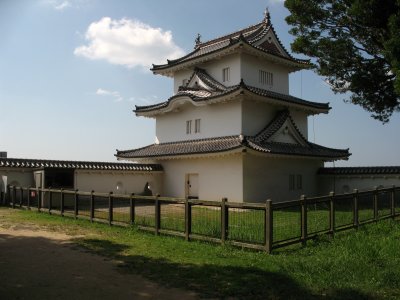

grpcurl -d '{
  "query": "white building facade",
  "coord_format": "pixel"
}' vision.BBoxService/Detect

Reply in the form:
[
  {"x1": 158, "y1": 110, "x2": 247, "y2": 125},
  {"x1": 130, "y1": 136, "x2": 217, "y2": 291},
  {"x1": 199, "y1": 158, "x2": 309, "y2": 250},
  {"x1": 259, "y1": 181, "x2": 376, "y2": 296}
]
[{"x1": 116, "y1": 12, "x2": 350, "y2": 202}]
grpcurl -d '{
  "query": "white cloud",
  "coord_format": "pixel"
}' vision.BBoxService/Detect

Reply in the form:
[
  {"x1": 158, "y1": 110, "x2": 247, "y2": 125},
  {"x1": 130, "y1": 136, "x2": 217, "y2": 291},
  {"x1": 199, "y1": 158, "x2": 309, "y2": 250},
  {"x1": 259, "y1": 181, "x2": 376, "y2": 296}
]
[
  {"x1": 44, "y1": 0, "x2": 71, "y2": 11},
  {"x1": 96, "y1": 88, "x2": 123, "y2": 102},
  {"x1": 74, "y1": 17, "x2": 185, "y2": 69}
]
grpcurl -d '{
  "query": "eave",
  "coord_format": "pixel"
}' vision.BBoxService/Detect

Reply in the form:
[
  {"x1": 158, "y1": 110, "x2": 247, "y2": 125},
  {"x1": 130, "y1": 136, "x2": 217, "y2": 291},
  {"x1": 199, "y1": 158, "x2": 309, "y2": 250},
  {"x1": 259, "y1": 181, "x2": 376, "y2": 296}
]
[{"x1": 134, "y1": 84, "x2": 330, "y2": 118}]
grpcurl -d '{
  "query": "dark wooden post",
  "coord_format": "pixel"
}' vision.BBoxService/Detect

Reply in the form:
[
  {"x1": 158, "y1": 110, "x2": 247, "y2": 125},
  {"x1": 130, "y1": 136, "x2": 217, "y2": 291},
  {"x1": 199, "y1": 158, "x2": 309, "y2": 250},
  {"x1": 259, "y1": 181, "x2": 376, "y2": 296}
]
[
  {"x1": 155, "y1": 195, "x2": 160, "y2": 235},
  {"x1": 329, "y1": 192, "x2": 335, "y2": 236},
  {"x1": 37, "y1": 187, "x2": 41, "y2": 211},
  {"x1": 391, "y1": 185, "x2": 396, "y2": 219},
  {"x1": 48, "y1": 189, "x2": 53, "y2": 214},
  {"x1": 60, "y1": 189, "x2": 64, "y2": 216},
  {"x1": 90, "y1": 190, "x2": 94, "y2": 222},
  {"x1": 74, "y1": 189, "x2": 79, "y2": 219},
  {"x1": 27, "y1": 187, "x2": 31, "y2": 209},
  {"x1": 12, "y1": 186, "x2": 16, "y2": 209},
  {"x1": 19, "y1": 187, "x2": 23, "y2": 208},
  {"x1": 373, "y1": 186, "x2": 378, "y2": 221},
  {"x1": 7, "y1": 185, "x2": 11, "y2": 206},
  {"x1": 300, "y1": 195, "x2": 307, "y2": 246},
  {"x1": 185, "y1": 198, "x2": 192, "y2": 241},
  {"x1": 130, "y1": 193, "x2": 135, "y2": 225},
  {"x1": 221, "y1": 197, "x2": 228, "y2": 244},
  {"x1": 265, "y1": 199, "x2": 273, "y2": 254},
  {"x1": 353, "y1": 189, "x2": 359, "y2": 229},
  {"x1": 108, "y1": 192, "x2": 113, "y2": 226}
]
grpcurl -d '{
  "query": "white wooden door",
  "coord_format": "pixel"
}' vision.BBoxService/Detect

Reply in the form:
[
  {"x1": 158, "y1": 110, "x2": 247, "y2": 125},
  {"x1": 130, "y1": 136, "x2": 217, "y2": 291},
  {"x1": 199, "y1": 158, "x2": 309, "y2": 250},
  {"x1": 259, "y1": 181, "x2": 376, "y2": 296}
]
[{"x1": 187, "y1": 174, "x2": 199, "y2": 199}]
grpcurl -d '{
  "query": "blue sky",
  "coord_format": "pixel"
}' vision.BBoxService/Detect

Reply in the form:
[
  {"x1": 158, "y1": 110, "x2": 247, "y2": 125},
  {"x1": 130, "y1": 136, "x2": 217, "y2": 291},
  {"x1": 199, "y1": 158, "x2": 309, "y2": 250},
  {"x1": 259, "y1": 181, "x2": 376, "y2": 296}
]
[{"x1": 0, "y1": 0, "x2": 399, "y2": 167}]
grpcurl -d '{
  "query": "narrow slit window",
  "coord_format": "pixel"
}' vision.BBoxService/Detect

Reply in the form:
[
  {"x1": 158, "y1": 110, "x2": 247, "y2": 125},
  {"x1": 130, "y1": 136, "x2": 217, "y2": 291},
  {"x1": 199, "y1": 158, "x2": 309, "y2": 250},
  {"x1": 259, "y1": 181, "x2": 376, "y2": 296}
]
[
  {"x1": 222, "y1": 67, "x2": 230, "y2": 82},
  {"x1": 186, "y1": 120, "x2": 192, "y2": 134},
  {"x1": 289, "y1": 174, "x2": 295, "y2": 191},
  {"x1": 296, "y1": 174, "x2": 302, "y2": 190},
  {"x1": 195, "y1": 119, "x2": 201, "y2": 133}
]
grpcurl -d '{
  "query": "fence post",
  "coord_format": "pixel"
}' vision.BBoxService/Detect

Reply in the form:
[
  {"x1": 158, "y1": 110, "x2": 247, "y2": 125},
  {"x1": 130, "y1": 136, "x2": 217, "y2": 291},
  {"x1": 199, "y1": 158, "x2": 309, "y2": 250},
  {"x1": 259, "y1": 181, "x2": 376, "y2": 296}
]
[
  {"x1": 301, "y1": 195, "x2": 307, "y2": 246},
  {"x1": 265, "y1": 199, "x2": 273, "y2": 254},
  {"x1": 329, "y1": 192, "x2": 335, "y2": 236},
  {"x1": 60, "y1": 188, "x2": 64, "y2": 216},
  {"x1": 19, "y1": 187, "x2": 23, "y2": 208},
  {"x1": 12, "y1": 186, "x2": 16, "y2": 209},
  {"x1": 7, "y1": 185, "x2": 11, "y2": 206},
  {"x1": 185, "y1": 198, "x2": 192, "y2": 241},
  {"x1": 221, "y1": 197, "x2": 228, "y2": 244},
  {"x1": 49, "y1": 189, "x2": 53, "y2": 214},
  {"x1": 391, "y1": 185, "x2": 396, "y2": 219},
  {"x1": 130, "y1": 193, "x2": 135, "y2": 225},
  {"x1": 108, "y1": 192, "x2": 113, "y2": 226},
  {"x1": 90, "y1": 190, "x2": 94, "y2": 222},
  {"x1": 37, "y1": 187, "x2": 41, "y2": 212},
  {"x1": 155, "y1": 194, "x2": 160, "y2": 235},
  {"x1": 74, "y1": 189, "x2": 79, "y2": 219},
  {"x1": 27, "y1": 187, "x2": 31, "y2": 209},
  {"x1": 373, "y1": 186, "x2": 378, "y2": 222},
  {"x1": 353, "y1": 189, "x2": 359, "y2": 229}
]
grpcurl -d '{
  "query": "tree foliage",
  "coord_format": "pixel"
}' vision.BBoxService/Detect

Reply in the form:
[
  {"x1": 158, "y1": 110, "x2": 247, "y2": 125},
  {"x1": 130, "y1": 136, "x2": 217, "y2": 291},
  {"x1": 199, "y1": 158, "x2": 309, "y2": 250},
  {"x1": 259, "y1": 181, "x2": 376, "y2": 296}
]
[{"x1": 285, "y1": 0, "x2": 400, "y2": 122}]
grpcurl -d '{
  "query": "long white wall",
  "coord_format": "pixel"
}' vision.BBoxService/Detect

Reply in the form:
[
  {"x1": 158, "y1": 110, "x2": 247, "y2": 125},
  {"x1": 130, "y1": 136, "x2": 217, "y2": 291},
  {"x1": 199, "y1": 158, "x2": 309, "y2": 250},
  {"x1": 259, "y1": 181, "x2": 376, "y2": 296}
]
[
  {"x1": 243, "y1": 154, "x2": 323, "y2": 202},
  {"x1": 0, "y1": 170, "x2": 34, "y2": 192},
  {"x1": 161, "y1": 154, "x2": 243, "y2": 201},
  {"x1": 156, "y1": 100, "x2": 242, "y2": 143},
  {"x1": 74, "y1": 171, "x2": 163, "y2": 196},
  {"x1": 318, "y1": 175, "x2": 400, "y2": 195}
]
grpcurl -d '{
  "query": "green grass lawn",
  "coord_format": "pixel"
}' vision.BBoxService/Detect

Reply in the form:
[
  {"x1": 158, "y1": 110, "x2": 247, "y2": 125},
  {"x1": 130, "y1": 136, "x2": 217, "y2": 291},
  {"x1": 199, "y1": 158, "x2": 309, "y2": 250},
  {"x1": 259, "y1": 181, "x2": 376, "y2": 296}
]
[{"x1": 2, "y1": 206, "x2": 400, "y2": 299}]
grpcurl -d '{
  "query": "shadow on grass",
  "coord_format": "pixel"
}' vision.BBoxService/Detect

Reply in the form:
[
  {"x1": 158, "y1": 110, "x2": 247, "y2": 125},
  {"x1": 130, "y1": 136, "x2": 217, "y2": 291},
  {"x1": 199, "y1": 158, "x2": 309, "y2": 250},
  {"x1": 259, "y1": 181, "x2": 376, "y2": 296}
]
[{"x1": 76, "y1": 238, "x2": 373, "y2": 300}]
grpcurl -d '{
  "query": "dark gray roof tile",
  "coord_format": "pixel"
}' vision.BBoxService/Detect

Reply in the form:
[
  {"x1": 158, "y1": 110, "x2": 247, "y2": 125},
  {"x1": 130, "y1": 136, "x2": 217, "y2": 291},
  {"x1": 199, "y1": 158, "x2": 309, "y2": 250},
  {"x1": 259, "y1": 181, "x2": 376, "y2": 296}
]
[{"x1": 0, "y1": 158, "x2": 163, "y2": 172}]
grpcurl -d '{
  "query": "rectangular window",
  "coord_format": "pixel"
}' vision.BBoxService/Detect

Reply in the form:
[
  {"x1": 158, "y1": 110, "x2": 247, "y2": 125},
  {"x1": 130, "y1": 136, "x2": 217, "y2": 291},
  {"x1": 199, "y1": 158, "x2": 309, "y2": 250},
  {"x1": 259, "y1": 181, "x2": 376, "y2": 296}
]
[
  {"x1": 296, "y1": 174, "x2": 302, "y2": 190},
  {"x1": 195, "y1": 119, "x2": 201, "y2": 133},
  {"x1": 289, "y1": 174, "x2": 303, "y2": 190},
  {"x1": 186, "y1": 120, "x2": 192, "y2": 134},
  {"x1": 259, "y1": 70, "x2": 273, "y2": 86},
  {"x1": 289, "y1": 174, "x2": 295, "y2": 191},
  {"x1": 222, "y1": 67, "x2": 230, "y2": 82}
]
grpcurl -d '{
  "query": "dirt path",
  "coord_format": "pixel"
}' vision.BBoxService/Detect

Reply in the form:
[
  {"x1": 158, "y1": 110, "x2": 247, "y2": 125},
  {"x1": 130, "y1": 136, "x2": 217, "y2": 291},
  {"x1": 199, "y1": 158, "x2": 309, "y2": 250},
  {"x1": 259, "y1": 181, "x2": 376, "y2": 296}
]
[{"x1": 0, "y1": 221, "x2": 198, "y2": 299}]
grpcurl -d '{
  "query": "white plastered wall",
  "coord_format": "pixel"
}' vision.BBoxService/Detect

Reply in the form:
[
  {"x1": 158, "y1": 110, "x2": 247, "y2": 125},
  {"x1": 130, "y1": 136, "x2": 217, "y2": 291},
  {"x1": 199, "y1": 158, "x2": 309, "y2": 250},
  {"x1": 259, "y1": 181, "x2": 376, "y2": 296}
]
[
  {"x1": 173, "y1": 69, "x2": 194, "y2": 94},
  {"x1": 74, "y1": 171, "x2": 163, "y2": 196},
  {"x1": 200, "y1": 53, "x2": 241, "y2": 87},
  {"x1": 0, "y1": 169, "x2": 34, "y2": 191},
  {"x1": 241, "y1": 53, "x2": 289, "y2": 94},
  {"x1": 243, "y1": 154, "x2": 323, "y2": 203},
  {"x1": 241, "y1": 101, "x2": 277, "y2": 136},
  {"x1": 318, "y1": 175, "x2": 400, "y2": 195},
  {"x1": 160, "y1": 154, "x2": 243, "y2": 201},
  {"x1": 290, "y1": 110, "x2": 308, "y2": 139},
  {"x1": 156, "y1": 100, "x2": 242, "y2": 143}
]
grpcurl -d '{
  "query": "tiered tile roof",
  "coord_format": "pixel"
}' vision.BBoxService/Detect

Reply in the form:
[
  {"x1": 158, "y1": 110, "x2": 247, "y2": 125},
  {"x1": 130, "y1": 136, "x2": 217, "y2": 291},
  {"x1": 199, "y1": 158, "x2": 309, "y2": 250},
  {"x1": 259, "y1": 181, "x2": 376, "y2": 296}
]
[
  {"x1": 0, "y1": 158, "x2": 163, "y2": 172},
  {"x1": 135, "y1": 68, "x2": 330, "y2": 116},
  {"x1": 152, "y1": 11, "x2": 310, "y2": 74},
  {"x1": 116, "y1": 110, "x2": 350, "y2": 160}
]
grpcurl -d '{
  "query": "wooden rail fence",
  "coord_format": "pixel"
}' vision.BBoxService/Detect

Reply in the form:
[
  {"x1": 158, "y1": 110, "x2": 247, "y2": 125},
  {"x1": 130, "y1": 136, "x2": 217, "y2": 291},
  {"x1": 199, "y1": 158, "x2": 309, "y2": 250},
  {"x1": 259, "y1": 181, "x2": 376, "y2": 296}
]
[{"x1": 2, "y1": 185, "x2": 399, "y2": 253}]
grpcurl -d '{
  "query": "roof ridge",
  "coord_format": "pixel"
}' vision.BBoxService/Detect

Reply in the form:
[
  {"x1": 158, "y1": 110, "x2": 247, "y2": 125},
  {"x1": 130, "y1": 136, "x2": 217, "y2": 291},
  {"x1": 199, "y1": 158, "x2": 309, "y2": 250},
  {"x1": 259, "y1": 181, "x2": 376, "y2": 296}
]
[{"x1": 196, "y1": 21, "x2": 264, "y2": 48}]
